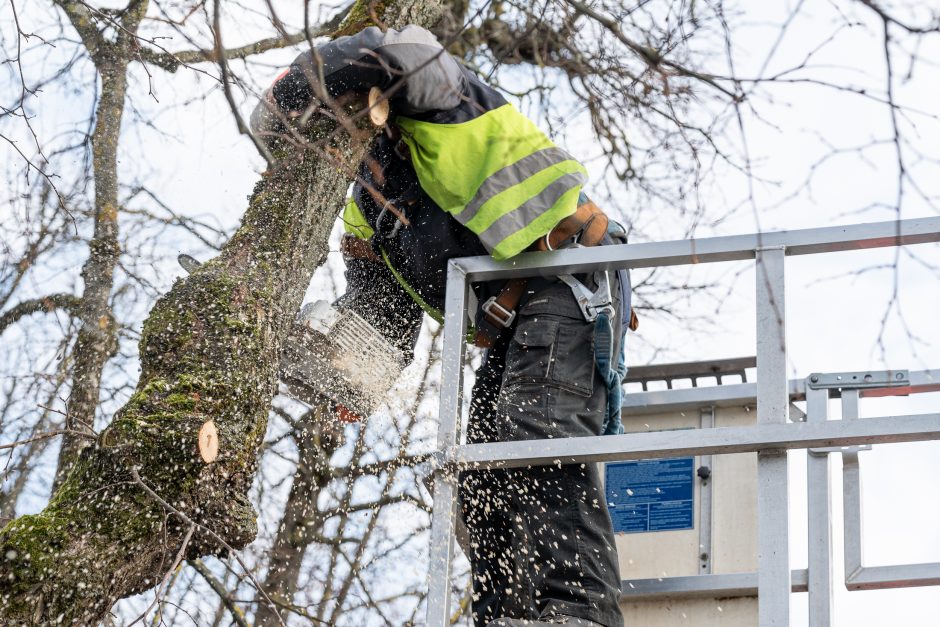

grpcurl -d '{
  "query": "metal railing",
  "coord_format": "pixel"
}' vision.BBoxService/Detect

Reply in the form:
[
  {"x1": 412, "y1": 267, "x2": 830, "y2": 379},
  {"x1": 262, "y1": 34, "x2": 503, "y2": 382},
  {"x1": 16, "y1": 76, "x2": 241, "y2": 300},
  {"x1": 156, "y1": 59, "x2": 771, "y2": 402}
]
[
  {"x1": 615, "y1": 369, "x2": 940, "y2": 607},
  {"x1": 424, "y1": 217, "x2": 940, "y2": 627},
  {"x1": 623, "y1": 356, "x2": 756, "y2": 389}
]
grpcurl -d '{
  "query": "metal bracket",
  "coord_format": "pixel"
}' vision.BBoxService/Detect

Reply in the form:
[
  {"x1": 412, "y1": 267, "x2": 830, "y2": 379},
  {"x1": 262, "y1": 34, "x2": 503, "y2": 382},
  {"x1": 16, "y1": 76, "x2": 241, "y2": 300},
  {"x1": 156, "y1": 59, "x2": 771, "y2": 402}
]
[
  {"x1": 809, "y1": 444, "x2": 872, "y2": 456},
  {"x1": 807, "y1": 370, "x2": 909, "y2": 390},
  {"x1": 698, "y1": 407, "x2": 715, "y2": 575},
  {"x1": 558, "y1": 271, "x2": 614, "y2": 322}
]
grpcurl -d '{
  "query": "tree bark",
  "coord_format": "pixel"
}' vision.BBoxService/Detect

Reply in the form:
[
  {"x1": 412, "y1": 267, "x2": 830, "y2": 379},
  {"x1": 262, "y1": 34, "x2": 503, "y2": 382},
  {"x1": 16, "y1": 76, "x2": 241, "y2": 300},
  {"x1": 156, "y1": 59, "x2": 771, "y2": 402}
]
[{"x1": 0, "y1": 1, "x2": 442, "y2": 624}]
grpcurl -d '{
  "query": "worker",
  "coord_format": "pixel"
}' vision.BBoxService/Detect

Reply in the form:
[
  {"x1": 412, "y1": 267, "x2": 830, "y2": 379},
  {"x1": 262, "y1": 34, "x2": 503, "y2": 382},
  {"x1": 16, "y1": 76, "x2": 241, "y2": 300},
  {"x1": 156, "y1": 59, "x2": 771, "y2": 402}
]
[{"x1": 252, "y1": 24, "x2": 634, "y2": 627}]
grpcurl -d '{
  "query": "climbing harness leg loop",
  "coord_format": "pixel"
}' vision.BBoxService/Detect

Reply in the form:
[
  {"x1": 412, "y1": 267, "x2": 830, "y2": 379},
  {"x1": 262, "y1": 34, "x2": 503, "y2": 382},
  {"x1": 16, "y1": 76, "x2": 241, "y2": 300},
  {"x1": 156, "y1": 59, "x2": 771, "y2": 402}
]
[{"x1": 559, "y1": 269, "x2": 626, "y2": 436}]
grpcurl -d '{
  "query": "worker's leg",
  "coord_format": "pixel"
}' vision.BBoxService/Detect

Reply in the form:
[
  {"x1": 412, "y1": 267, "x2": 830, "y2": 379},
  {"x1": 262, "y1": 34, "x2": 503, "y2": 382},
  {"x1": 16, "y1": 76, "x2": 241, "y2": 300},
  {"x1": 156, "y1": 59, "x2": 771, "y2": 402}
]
[
  {"x1": 462, "y1": 280, "x2": 624, "y2": 627},
  {"x1": 461, "y1": 340, "x2": 532, "y2": 625},
  {"x1": 498, "y1": 302, "x2": 624, "y2": 626}
]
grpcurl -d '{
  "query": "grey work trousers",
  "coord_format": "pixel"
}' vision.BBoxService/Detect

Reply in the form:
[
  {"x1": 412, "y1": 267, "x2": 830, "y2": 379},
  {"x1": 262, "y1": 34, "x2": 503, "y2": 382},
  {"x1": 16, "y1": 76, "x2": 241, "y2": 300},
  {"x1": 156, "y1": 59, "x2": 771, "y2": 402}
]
[{"x1": 460, "y1": 277, "x2": 625, "y2": 627}]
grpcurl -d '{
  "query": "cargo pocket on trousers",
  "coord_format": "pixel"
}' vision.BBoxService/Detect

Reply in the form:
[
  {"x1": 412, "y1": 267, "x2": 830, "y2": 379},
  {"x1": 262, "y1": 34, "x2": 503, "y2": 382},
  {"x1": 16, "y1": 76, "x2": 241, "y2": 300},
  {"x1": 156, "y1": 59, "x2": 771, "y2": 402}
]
[
  {"x1": 497, "y1": 318, "x2": 559, "y2": 442},
  {"x1": 550, "y1": 318, "x2": 596, "y2": 397},
  {"x1": 503, "y1": 318, "x2": 559, "y2": 384},
  {"x1": 503, "y1": 316, "x2": 595, "y2": 398}
]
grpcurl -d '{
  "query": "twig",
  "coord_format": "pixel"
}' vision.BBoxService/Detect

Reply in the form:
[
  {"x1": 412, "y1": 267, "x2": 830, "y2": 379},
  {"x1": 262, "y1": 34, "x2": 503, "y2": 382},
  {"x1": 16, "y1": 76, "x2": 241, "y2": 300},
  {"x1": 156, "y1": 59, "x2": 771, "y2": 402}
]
[
  {"x1": 126, "y1": 524, "x2": 196, "y2": 627},
  {"x1": 189, "y1": 559, "x2": 250, "y2": 627},
  {"x1": 128, "y1": 467, "x2": 294, "y2": 627},
  {"x1": 0, "y1": 429, "x2": 95, "y2": 451},
  {"x1": 212, "y1": 0, "x2": 276, "y2": 167}
]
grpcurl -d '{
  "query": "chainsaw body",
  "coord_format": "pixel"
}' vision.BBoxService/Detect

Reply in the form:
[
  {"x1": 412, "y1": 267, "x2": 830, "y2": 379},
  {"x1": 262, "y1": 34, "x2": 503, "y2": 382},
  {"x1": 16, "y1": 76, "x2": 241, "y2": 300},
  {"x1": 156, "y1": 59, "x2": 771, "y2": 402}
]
[{"x1": 280, "y1": 301, "x2": 404, "y2": 418}]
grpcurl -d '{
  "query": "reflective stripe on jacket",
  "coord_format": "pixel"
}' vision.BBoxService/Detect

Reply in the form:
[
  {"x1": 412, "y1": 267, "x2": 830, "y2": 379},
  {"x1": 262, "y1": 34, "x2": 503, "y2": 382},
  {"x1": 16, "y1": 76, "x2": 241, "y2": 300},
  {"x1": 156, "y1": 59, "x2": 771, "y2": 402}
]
[{"x1": 398, "y1": 106, "x2": 587, "y2": 260}]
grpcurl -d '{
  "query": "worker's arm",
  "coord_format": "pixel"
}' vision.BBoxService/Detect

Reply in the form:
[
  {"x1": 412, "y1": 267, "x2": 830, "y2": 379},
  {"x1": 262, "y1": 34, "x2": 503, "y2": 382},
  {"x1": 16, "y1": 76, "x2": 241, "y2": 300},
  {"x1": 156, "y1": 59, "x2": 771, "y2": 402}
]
[
  {"x1": 333, "y1": 196, "x2": 422, "y2": 365},
  {"x1": 251, "y1": 25, "x2": 464, "y2": 134}
]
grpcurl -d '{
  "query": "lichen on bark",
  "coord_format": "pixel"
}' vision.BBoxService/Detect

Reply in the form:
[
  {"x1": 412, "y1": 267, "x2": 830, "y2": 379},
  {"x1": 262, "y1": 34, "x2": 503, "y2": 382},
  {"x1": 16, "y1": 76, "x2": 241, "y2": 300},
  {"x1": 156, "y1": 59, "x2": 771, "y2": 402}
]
[{"x1": 0, "y1": 1, "x2": 442, "y2": 623}]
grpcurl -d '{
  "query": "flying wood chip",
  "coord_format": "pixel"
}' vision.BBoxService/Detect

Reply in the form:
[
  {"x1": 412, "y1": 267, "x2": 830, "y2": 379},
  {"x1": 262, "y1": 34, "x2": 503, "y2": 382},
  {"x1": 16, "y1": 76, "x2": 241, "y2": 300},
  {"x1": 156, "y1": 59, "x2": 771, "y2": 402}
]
[{"x1": 198, "y1": 420, "x2": 219, "y2": 463}]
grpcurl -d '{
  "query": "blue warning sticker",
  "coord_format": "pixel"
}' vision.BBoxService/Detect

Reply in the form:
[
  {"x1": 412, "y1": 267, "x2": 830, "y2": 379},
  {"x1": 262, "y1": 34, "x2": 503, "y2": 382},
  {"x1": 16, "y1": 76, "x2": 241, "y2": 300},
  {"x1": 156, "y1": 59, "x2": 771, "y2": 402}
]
[{"x1": 605, "y1": 458, "x2": 695, "y2": 533}]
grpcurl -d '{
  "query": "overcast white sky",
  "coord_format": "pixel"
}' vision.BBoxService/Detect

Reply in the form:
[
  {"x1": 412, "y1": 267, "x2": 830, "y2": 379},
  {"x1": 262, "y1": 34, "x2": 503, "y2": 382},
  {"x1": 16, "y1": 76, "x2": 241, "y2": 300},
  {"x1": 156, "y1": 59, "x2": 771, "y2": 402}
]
[
  {"x1": 3, "y1": 0, "x2": 940, "y2": 624},
  {"x1": 134, "y1": 2, "x2": 940, "y2": 624}
]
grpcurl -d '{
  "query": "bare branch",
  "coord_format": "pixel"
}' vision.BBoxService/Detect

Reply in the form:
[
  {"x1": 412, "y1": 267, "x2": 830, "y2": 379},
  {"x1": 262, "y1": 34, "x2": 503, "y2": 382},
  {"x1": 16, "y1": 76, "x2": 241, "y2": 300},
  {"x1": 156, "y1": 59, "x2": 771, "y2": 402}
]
[
  {"x1": 0, "y1": 293, "x2": 81, "y2": 335},
  {"x1": 190, "y1": 559, "x2": 251, "y2": 627},
  {"x1": 0, "y1": 429, "x2": 95, "y2": 452}
]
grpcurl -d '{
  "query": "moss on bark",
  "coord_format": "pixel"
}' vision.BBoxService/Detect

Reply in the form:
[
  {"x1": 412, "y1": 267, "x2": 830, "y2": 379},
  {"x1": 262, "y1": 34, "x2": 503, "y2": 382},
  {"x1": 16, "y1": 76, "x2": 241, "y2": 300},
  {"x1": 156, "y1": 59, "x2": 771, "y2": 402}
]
[{"x1": 0, "y1": 1, "x2": 443, "y2": 623}]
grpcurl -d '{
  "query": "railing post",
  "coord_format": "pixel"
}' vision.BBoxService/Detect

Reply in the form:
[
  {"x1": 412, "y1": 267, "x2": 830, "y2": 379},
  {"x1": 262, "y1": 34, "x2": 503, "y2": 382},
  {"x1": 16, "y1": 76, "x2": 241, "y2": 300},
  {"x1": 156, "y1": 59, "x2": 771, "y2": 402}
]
[
  {"x1": 806, "y1": 385, "x2": 834, "y2": 625},
  {"x1": 841, "y1": 390, "x2": 864, "y2": 581},
  {"x1": 755, "y1": 246, "x2": 790, "y2": 625},
  {"x1": 699, "y1": 406, "x2": 715, "y2": 575},
  {"x1": 426, "y1": 263, "x2": 470, "y2": 627}
]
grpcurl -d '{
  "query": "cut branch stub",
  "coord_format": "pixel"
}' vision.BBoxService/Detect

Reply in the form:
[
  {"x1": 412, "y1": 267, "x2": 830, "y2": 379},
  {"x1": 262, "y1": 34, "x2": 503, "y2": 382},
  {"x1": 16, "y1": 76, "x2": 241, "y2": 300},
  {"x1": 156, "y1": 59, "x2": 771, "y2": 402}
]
[
  {"x1": 198, "y1": 420, "x2": 219, "y2": 463},
  {"x1": 368, "y1": 86, "x2": 390, "y2": 127}
]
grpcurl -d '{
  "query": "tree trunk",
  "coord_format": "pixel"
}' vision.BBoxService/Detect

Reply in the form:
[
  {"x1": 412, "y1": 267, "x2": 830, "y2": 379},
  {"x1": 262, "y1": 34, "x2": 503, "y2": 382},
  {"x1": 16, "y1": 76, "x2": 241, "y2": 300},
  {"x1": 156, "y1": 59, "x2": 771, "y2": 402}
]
[
  {"x1": 54, "y1": 58, "x2": 129, "y2": 490},
  {"x1": 0, "y1": 1, "x2": 442, "y2": 623}
]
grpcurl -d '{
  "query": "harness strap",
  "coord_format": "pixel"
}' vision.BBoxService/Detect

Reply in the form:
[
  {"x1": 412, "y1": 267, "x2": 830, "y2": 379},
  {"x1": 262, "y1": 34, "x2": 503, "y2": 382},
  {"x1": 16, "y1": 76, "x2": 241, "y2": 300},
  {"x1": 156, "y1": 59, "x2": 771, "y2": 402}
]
[
  {"x1": 594, "y1": 310, "x2": 627, "y2": 435},
  {"x1": 473, "y1": 200, "x2": 611, "y2": 347},
  {"x1": 557, "y1": 269, "x2": 626, "y2": 433},
  {"x1": 474, "y1": 278, "x2": 528, "y2": 348}
]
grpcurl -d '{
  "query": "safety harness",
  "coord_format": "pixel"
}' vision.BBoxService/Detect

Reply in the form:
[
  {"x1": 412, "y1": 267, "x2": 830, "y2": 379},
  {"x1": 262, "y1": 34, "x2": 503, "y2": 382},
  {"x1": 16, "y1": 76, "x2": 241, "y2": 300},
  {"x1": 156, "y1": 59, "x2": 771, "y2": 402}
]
[
  {"x1": 473, "y1": 198, "x2": 634, "y2": 436},
  {"x1": 474, "y1": 197, "x2": 611, "y2": 347}
]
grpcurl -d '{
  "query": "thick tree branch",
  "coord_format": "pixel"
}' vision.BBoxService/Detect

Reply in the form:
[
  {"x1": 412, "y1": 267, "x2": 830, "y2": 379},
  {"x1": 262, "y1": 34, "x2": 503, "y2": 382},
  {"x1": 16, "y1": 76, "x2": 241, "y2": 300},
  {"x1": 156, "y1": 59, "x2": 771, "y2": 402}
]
[
  {"x1": 0, "y1": 293, "x2": 81, "y2": 335},
  {"x1": 0, "y1": 1, "x2": 442, "y2": 624},
  {"x1": 137, "y1": 17, "x2": 345, "y2": 74},
  {"x1": 253, "y1": 406, "x2": 344, "y2": 627},
  {"x1": 54, "y1": 0, "x2": 151, "y2": 492},
  {"x1": 51, "y1": 0, "x2": 108, "y2": 64}
]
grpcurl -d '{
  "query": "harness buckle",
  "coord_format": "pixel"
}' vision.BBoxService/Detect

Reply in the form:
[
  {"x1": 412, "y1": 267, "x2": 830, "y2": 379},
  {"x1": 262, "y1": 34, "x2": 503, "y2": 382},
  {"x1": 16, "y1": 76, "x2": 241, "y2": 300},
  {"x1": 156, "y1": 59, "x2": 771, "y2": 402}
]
[
  {"x1": 481, "y1": 297, "x2": 517, "y2": 328},
  {"x1": 588, "y1": 302, "x2": 616, "y2": 320},
  {"x1": 559, "y1": 271, "x2": 614, "y2": 323}
]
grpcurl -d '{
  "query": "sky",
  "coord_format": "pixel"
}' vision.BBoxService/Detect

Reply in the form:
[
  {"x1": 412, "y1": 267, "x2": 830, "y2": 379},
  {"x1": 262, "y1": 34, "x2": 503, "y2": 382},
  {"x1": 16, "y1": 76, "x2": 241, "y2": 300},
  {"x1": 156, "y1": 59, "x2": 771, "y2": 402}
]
[
  {"x1": 618, "y1": 3, "x2": 940, "y2": 624},
  {"x1": 2, "y1": 0, "x2": 940, "y2": 624},
  {"x1": 93, "y1": 1, "x2": 940, "y2": 624}
]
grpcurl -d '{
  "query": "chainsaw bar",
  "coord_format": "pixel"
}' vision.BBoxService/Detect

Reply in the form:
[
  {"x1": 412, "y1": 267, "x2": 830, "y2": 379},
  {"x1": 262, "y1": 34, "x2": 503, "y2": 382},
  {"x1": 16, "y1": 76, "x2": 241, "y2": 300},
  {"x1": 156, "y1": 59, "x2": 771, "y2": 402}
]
[{"x1": 280, "y1": 301, "x2": 404, "y2": 418}]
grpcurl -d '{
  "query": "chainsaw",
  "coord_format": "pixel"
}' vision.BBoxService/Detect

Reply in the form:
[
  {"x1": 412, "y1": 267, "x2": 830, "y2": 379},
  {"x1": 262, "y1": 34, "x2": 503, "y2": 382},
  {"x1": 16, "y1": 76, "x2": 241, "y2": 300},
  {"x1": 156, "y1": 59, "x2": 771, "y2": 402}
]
[
  {"x1": 179, "y1": 255, "x2": 404, "y2": 420},
  {"x1": 281, "y1": 300, "x2": 405, "y2": 419}
]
